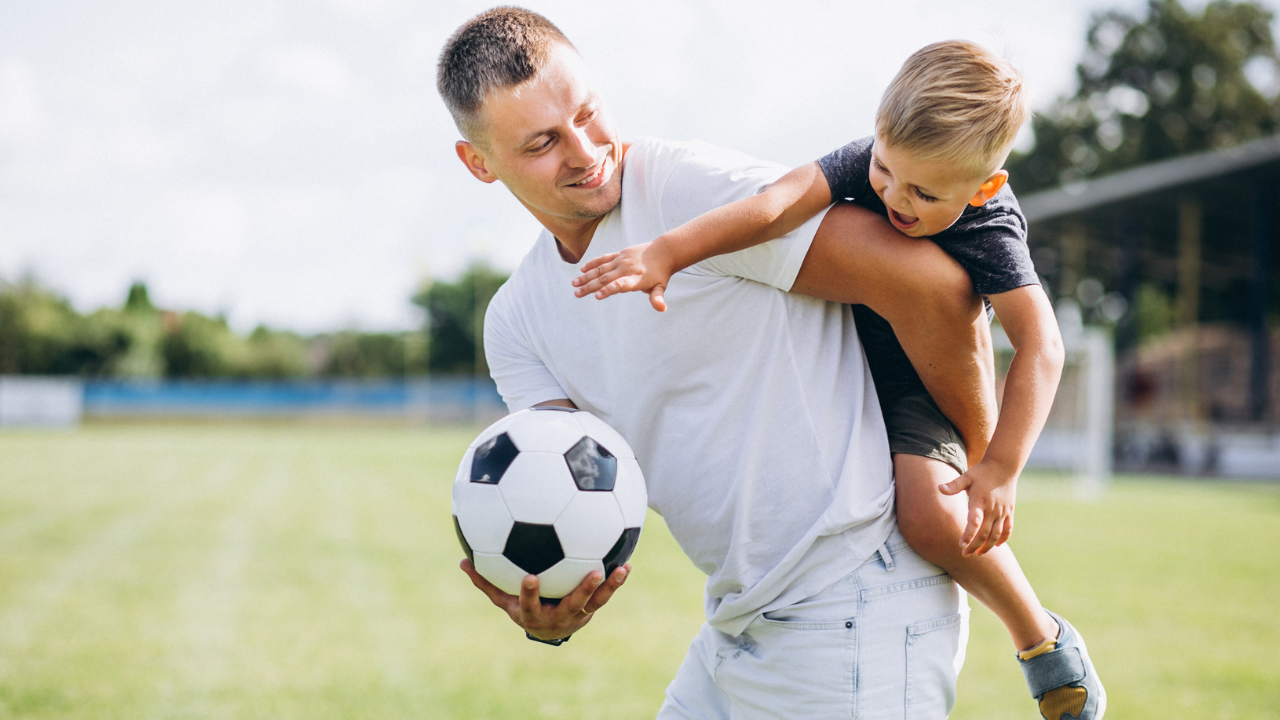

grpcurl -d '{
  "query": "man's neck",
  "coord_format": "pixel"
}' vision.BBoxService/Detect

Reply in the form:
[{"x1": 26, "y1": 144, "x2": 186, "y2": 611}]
[{"x1": 548, "y1": 216, "x2": 606, "y2": 264}]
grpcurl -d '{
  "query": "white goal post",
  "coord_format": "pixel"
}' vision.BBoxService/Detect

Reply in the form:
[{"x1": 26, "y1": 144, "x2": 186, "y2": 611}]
[{"x1": 993, "y1": 309, "x2": 1115, "y2": 497}]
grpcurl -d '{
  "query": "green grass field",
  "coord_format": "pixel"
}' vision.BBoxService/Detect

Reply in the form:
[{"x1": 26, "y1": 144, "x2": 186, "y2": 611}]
[{"x1": 0, "y1": 422, "x2": 1276, "y2": 719}]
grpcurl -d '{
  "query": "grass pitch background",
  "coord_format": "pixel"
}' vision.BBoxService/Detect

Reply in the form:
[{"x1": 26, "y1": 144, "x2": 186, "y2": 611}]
[{"x1": 0, "y1": 423, "x2": 1276, "y2": 719}]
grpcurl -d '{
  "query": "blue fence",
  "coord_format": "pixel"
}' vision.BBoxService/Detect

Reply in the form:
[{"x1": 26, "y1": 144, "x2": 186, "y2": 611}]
[{"x1": 82, "y1": 377, "x2": 505, "y2": 419}]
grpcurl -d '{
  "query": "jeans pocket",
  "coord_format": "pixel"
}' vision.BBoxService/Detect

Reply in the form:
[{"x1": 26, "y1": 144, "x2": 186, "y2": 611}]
[
  {"x1": 719, "y1": 616, "x2": 857, "y2": 718},
  {"x1": 905, "y1": 612, "x2": 963, "y2": 719}
]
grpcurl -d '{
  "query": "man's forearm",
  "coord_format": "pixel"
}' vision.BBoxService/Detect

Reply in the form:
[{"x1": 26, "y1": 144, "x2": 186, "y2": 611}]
[{"x1": 791, "y1": 202, "x2": 997, "y2": 463}]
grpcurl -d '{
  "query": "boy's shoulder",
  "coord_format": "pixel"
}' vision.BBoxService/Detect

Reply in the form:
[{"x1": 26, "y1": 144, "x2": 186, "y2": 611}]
[
  {"x1": 934, "y1": 185, "x2": 1037, "y2": 296},
  {"x1": 938, "y1": 184, "x2": 1027, "y2": 243},
  {"x1": 817, "y1": 136, "x2": 876, "y2": 202}
]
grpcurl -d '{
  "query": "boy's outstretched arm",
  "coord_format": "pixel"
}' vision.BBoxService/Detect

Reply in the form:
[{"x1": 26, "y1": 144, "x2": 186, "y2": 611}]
[
  {"x1": 941, "y1": 285, "x2": 1064, "y2": 555},
  {"x1": 791, "y1": 202, "x2": 998, "y2": 466},
  {"x1": 574, "y1": 162, "x2": 831, "y2": 311}
]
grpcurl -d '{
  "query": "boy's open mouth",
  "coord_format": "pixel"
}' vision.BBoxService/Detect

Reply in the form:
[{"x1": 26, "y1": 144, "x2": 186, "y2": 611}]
[{"x1": 888, "y1": 208, "x2": 919, "y2": 230}]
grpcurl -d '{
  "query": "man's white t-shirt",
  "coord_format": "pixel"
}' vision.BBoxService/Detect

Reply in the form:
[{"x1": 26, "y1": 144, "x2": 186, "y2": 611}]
[{"x1": 484, "y1": 138, "x2": 895, "y2": 636}]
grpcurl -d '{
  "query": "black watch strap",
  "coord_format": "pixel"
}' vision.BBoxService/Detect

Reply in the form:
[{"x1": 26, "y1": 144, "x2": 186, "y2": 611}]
[{"x1": 526, "y1": 632, "x2": 570, "y2": 646}]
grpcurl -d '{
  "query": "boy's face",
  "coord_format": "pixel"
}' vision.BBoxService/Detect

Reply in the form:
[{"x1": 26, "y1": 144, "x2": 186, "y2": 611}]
[{"x1": 868, "y1": 137, "x2": 1007, "y2": 237}]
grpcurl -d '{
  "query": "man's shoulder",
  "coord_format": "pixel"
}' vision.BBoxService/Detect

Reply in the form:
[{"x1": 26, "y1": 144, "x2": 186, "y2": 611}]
[{"x1": 626, "y1": 137, "x2": 783, "y2": 186}]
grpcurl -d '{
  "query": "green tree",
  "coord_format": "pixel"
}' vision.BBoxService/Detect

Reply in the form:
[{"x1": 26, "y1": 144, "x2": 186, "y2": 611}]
[
  {"x1": 0, "y1": 279, "x2": 131, "y2": 376},
  {"x1": 412, "y1": 263, "x2": 508, "y2": 375},
  {"x1": 1008, "y1": 0, "x2": 1280, "y2": 191}
]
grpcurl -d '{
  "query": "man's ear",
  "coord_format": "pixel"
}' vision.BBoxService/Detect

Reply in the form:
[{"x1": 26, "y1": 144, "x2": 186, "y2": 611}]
[
  {"x1": 456, "y1": 141, "x2": 499, "y2": 184},
  {"x1": 969, "y1": 170, "x2": 1009, "y2": 207}
]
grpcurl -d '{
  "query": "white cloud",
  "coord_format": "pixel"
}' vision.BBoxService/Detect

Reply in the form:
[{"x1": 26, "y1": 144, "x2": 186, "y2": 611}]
[
  {"x1": 260, "y1": 44, "x2": 356, "y2": 100},
  {"x1": 0, "y1": 58, "x2": 44, "y2": 143}
]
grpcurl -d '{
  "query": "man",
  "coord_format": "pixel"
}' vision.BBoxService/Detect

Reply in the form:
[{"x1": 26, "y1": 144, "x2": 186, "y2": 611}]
[{"x1": 438, "y1": 8, "x2": 996, "y2": 718}]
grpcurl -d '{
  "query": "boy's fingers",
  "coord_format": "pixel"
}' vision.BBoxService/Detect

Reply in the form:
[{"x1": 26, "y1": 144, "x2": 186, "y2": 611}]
[
  {"x1": 938, "y1": 474, "x2": 970, "y2": 496},
  {"x1": 965, "y1": 510, "x2": 998, "y2": 556},
  {"x1": 596, "y1": 277, "x2": 637, "y2": 299},
  {"x1": 996, "y1": 515, "x2": 1013, "y2": 546},
  {"x1": 960, "y1": 506, "x2": 982, "y2": 548},
  {"x1": 649, "y1": 286, "x2": 667, "y2": 312},
  {"x1": 577, "y1": 270, "x2": 618, "y2": 297},
  {"x1": 579, "y1": 253, "x2": 615, "y2": 274}
]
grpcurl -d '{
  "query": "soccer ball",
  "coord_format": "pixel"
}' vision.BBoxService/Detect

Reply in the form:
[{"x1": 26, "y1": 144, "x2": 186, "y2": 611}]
[{"x1": 452, "y1": 406, "x2": 647, "y2": 599}]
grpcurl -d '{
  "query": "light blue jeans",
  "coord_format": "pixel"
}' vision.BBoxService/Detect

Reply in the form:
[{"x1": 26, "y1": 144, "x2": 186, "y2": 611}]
[{"x1": 657, "y1": 528, "x2": 969, "y2": 719}]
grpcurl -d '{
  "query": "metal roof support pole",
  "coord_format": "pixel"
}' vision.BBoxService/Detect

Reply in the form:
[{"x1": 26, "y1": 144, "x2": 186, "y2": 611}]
[
  {"x1": 1115, "y1": 216, "x2": 1144, "y2": 353},
  {"x1": 1249, "y1": 178, "x2": 1273, "y2": 423},
  {"x1": 1176, "y1": 195, "x2": 1202, "y2": 423},
  {"x1": 1059, "y1": 218, "x2": 1088, "y2": 300}
]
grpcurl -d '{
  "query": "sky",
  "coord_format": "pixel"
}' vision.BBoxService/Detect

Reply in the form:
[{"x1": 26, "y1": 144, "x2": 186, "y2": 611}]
[{"x1": 0, "y1": 0, "x2": 1239, "y2": 333}]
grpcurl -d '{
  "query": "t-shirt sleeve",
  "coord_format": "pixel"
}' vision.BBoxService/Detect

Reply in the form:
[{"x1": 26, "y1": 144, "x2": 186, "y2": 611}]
[
  {"x1": 657, "y1": 145, "x2": 828, "y2": 292},
  {"x1": 934, "y1": 198, "x2": 1040, "y2": 296},
  {"x1": 817, "y1": 136, "x2": 875, "y2": 202},
  {"x1": 483, "y1": 285, "x2": 568, "y2": 412}
]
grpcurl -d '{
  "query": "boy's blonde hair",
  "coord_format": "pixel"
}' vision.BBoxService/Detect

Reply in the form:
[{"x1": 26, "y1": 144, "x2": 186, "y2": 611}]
[{"x1": 876, "y1": 41, "x2": 1028, "y2": 179}]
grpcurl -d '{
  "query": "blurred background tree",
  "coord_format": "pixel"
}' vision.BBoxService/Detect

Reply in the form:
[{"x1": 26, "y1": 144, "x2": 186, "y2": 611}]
[
  {"x1": 413, "y1": 263, "x2": 509, "y2": 375},
  {"x1": 0, "y1": 268, "x2": 505, "y2": 380},
  {"x1": 1008, "y1": 0, "x2": 1280, "y2": 192}
]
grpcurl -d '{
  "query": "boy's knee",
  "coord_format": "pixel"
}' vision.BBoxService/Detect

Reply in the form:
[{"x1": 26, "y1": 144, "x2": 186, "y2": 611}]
[
  {"x1": 897, "y1": 487, "x2": 966, "y2": 566},
  {"x1": 898, "y1": 510, "x2": 958, "y2": 567}
]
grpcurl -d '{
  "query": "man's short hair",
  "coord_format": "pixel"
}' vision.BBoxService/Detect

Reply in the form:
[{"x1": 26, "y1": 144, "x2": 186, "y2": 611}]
[
  {"x1": 875, "y1": 41, "x2": 1028, "y2": 179},
  {"x1": 437, "y1": 6, "x2": 575, "y2": 143}
]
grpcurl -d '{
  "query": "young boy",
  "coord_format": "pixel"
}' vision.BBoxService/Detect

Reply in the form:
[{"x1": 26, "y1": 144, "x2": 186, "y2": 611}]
[{"x1": 572, "y1": 41, "x2": 1104, "y2": 720}]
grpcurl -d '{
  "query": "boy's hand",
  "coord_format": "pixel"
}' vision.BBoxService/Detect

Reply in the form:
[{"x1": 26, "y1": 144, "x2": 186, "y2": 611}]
[
  {"x1": 938, "y1": 460, "x2": 1017, "y2": 556},
  {"x1": 573, "y1": 241, "x2": 676, "y2": 312}
]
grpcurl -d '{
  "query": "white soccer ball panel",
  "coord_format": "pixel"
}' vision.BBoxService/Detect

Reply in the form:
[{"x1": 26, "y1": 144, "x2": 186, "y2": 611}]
[
  {"x1": 555, "y1": 491, "x2": 626, "y2": 560},
  {"x1": 497, "y1": 452, "x2": 579, "y2": 524},
  {"x1": 469, "y1": 412, "x2": 519, "y2": 450},
  {"x1": 504, "y1": 408, "x2": 586, "y2": 455},
  {"x1": 455, "y1": 483, "x2": 514, "y2": 554},
  {"x1": 613, "y1": 456, "x2": 649, "y2": 529},
  {"x1": 452, "y1": 445, "x2": 476, "y2": 515},
  {"x1": 574, "y1": 412, "x2": 636, "y2": 459},
  {"x1": 473, "y1": 551, "x2": 527, "y2": 596},
  {"x1": 537, "y1": 557, "x2": 605, "y2": 599}
]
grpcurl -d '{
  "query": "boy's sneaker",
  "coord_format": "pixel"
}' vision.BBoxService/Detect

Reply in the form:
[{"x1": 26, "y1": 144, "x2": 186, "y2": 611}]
[{"x1": 1017, "y1": 610, "x2": 1106, "y2": 719}]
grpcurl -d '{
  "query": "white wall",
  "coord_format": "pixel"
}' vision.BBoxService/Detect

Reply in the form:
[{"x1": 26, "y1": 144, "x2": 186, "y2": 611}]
[{"x1": 0, "y1": 376, "x2": 84, "y2": 427}]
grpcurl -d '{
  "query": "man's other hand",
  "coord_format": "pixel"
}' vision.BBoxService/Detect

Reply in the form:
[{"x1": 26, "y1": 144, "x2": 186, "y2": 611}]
[{"x1": 460, "y1": 558, "x2": 631, "y2": 641}]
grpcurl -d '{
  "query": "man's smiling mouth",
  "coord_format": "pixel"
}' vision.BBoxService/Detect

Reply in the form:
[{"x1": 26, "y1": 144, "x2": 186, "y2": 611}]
[{"x1": 567, "y1": 162, "x2": 606, "y2": 188}]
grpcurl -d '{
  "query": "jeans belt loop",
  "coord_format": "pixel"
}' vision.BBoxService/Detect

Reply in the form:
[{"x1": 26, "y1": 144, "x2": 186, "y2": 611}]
[{"x1": 877, "y1": 542, "x2": 895, "y2": 572}]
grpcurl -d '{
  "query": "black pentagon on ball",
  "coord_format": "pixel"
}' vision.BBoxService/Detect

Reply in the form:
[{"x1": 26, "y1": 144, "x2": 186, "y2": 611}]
[
  {"x1": 471, "y1": 432, "x2": 519, "y2": 484},
  {"x1": 603, "y1": 527, "x2": 642, "y2": 578},
  {"x1": 503, "y1": 522, "x2": 564, "y2": 575},
  {"x1": 452, "y1": 515, "x2": 474, "y2": 564},
  {"x1": 564, "y1": 437, "x2": 617, "y2": 491}
]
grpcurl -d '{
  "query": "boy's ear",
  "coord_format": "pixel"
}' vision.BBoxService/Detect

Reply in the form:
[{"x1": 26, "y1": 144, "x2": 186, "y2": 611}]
[
  {"x1": 456, "y1": 141, "x2": 499, "y2": 184},
  {"x1": 969, "y1": 170, "x2": 1009, "y2": 207}
]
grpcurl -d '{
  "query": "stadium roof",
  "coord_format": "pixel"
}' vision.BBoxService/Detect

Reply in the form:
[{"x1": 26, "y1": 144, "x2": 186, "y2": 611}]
[{"x1": 1020, "y1": 133, "x2": 1280, "y2": 223}]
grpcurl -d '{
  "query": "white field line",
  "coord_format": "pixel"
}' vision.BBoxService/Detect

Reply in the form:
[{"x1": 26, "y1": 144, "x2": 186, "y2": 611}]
[
  {"x1": 148, "y1": 446, "x2": 290, "y2": 717},
  {"x1": 0, "y1": 456, "x2": 241, "y2": 675},
  {"x1": 323, "y1": 460, "x2": 422, "y2": 690}
]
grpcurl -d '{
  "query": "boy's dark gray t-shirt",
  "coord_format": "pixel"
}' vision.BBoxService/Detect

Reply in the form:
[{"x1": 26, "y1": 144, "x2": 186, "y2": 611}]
[{"x1": 818, "y1": 136, "x2": 1040, "y2": 406}]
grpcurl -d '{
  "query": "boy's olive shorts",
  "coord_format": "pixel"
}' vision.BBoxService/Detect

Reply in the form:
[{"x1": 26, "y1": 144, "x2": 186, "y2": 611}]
[{"x1": 882, "y1": 387, "x2": 969, "y2": 475}]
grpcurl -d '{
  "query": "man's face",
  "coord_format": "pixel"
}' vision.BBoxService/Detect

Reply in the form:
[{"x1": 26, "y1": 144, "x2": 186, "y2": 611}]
[
  {"x1": 458, "y1": 43, "x2": 623, "y2": 232},
  {"x1": 868, "y1": 137, "x2": 1003, "y2": 238}
]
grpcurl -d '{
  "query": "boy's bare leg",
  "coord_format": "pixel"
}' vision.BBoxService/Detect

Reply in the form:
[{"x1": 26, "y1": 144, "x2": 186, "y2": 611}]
[{"x1": 895, "y1": 453, "x2": 1058, "y2": 651}]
